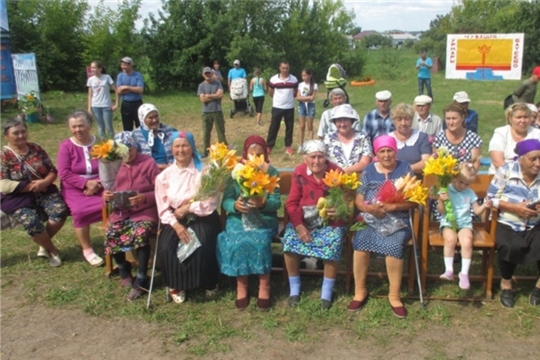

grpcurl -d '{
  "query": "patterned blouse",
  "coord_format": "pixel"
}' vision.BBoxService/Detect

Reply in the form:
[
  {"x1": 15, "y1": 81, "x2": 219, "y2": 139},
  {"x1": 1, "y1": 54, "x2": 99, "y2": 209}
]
[
  {"x1": 1, "y1": 143, "x2": 57, "y2": 183},
  {"x1": 432, "y1": 130, "x2": 482, "y2": 163},
  {"x1": 323, "y1": 130, "x2": 372, "y2": 169}
]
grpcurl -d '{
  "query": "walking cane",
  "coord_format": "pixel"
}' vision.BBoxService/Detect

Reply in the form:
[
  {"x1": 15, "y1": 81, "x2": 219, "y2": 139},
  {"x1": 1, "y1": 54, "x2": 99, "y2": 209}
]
[
  {"x1": 409, "y1": 209, "x2": 425, "y2": 309},
  {"x1": 146, "y1": 222, "x2": 162, "y2": 310}
]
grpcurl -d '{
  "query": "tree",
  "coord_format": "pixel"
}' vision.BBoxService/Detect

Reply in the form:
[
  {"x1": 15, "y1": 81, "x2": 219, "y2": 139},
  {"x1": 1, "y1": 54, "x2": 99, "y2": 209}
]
[
  {"x1": 144, "y1": 0, "x2": 364, "y2": 90},
  {"x1": 7, "y1": 0, "x2": 89, "y2": 91},
  {"x1": 83, "y1": 0, "x2": 143, "y2": 84}
]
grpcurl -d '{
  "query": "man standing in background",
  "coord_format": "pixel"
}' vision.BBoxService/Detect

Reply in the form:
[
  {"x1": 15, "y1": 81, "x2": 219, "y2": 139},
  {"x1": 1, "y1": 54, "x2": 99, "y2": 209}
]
[
  {"x1": 116, "y1": 57, "x2": 144, "y2": 131},
  {"x1": 227, "y1": 59, "x2": 247, "y2": 90},
  {"x1": 266, "y1": 60, "x2": 298, "y2": 155},
  {"x1": 198, "y1": 66, "x2": 227, "y2": 158},
  {"x1": 416, "y1": 51, "x2": 433, "y2": 100}
]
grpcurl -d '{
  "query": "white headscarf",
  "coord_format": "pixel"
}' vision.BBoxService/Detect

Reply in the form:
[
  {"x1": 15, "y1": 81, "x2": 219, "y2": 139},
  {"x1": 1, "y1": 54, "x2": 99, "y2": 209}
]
[
  {"x1": 302, "y1": 139, "x2": 326, "y2": 155},
  {"x1": 138, "y1": 103, "x2": 164, "y2": 147}
]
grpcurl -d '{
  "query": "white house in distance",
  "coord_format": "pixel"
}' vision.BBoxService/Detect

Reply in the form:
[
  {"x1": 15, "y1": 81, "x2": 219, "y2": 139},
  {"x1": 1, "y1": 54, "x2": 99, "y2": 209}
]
[{"x1": 353, "y1": 30, "x2": 421, "y2": 48}]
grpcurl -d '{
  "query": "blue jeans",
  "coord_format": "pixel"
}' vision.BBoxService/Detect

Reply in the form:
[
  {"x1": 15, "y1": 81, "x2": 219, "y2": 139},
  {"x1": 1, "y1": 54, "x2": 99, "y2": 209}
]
[
  {"x1": 417, "y1": 78, "x2": 433, "y2": 99},
  {"x1": 91, "y1": 107, "x2": 114, "y2": 138}
]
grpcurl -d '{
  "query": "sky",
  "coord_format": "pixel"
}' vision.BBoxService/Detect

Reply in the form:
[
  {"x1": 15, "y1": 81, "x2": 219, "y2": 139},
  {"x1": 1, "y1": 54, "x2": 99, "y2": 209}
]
[{"x1": 89, "y1": 0, "x2": 457, "y2": 33}]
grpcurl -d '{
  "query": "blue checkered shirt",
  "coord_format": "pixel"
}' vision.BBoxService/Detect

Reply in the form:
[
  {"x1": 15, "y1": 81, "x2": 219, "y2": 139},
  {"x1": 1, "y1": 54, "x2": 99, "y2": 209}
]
[{"x1": 362, "y1": 109, "x2": 395, "y2": 145}]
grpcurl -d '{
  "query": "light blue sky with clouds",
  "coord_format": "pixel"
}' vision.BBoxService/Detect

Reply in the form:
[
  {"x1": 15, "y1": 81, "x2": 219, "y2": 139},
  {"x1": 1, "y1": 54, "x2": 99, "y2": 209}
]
[{"x1": 90, "y1": 0, "x2": 456, "y2": 32}]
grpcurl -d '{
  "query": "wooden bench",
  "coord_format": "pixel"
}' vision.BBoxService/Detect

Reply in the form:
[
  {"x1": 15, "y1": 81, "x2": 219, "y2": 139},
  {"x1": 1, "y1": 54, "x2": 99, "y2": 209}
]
[{"x1": 420, "y1": 174, "x2": 497, "y2": 300}]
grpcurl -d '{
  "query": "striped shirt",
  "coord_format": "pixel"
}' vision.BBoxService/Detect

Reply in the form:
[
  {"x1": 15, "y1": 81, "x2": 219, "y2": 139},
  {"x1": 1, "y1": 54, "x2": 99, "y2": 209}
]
[
  {"x1": 487, "y1": 161, "x2": 540, "y2": 231},
  {"x1": 268, "y1": 74, "x2": 298, "y2": 109}
]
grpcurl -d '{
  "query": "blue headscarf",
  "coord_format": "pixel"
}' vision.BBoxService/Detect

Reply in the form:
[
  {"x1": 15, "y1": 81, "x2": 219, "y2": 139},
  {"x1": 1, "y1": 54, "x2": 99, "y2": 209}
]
[
  {"x1": 114, "y1": 131, "x2": 140, "y2": 150},
  {"x1": 171, "y1": 131, "x2": 202, "y2": 171}
]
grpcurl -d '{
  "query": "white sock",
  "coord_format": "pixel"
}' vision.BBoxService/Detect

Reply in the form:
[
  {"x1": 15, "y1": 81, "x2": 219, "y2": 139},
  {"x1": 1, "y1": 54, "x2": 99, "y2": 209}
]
[
  {"x1": 461, "y1": 258, "x2": 472, "y2": 275},
  {"x1": 444, "y1": 257, "x2": 454, "y2": 273}
]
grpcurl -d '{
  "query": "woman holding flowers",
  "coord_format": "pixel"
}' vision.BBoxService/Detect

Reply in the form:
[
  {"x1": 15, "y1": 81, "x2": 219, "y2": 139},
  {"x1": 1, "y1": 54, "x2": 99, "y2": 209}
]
[
  {"x1": 102, "y1": 132, "x2": 160, "y2": 301},
  {"x1": 132, "y1": 104, "x2": 177, "y2": 171},
  {"x1": 155, "y1": 131, "x2": 221, "y2": 303},
  {"x1": 282, "y1": 140, "x2": 348, "y2": 310},
  {"x1": 488, "y1": 103, "x2": 538, "y2": 174},
  {"x1": 57, "y1": 110, "x2": 105, "y2": 266},
  {"x1": 433, "y1": 103, "x2": 482, "y2": 171},
  {"x1": 1, "y1": 118, "x2": 68, "y2": 267},
  {"x1": 350, "y1": 135, "x2": 417, "y2": 319},
  {"x1": 387, "y1": 103, "x2": 431, "y2": 176},
  {"x1": 217, "y1": 135, "x2": 281, "y2": 310},
  {"x1": 487, "y1": 139, "x2": 540, "y2": 308},
  {"x1": 323, "y1": 104, "x2": 372, "y2": 174}
]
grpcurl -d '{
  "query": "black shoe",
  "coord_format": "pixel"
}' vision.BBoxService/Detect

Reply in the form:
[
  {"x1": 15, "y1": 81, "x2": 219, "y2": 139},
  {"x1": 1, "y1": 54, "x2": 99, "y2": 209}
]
[
  {"x1": 529, "y1": 287, "x2": 540, "y2": 306},
  {"x1": 288, "y1": 295, "x2": 300, "y2": 308},
  {"x1": 500, "y1": 289, "x2": 514, "y2": 308},
  {"x1": 321, "y1": 299, "x2": 332, "y2": 310}
]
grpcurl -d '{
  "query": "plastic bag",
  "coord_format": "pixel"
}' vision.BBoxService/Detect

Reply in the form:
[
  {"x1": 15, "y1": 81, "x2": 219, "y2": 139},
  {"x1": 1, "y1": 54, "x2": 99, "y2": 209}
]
[
  {"x1": 241, "y1": 198, "x2": 268, "y2": 230},
  {"x1": 302, "y1": 205, "x2": 323, "y2": 230},
  {"x1": 176, "y1": 228, "x2": 202, "y2": 263},
  {"x1": 361, "y1": 212, "x2": 407, "y2": 236}
]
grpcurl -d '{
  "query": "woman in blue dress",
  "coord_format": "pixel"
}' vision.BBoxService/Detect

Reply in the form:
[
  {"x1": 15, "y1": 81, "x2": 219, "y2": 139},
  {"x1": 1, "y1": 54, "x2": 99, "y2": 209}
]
[
  {"x1": 348, "y1": 135, "x2": 417, "y2": 319},
  {"x1": 217, "y1": 135, "x2": 281, "y2": 311}
]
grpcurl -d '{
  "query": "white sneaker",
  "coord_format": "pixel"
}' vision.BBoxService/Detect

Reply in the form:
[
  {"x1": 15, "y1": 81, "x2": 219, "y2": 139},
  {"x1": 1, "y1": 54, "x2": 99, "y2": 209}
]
[
  {"x1": 49, "y1": 253, "x2": 62, "y2": 267},
  {"x1": 37, "y1": 246, "x2": 49, "y2": 258},
  {"x1": 86, "y1": 253, "x2": 104, "y2": 267},
  {"x1": 297, "y1": 145, "x2": 303, "y2": 154}
]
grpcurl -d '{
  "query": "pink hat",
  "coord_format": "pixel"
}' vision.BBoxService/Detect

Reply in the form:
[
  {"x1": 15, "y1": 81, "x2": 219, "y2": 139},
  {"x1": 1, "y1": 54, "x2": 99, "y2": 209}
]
[
  {"x1": 373, "y1": 135, "x2": 397, "y2": 153},
  {"x1": 533, "y1": 66, "x2": 540, "y2": 77}
]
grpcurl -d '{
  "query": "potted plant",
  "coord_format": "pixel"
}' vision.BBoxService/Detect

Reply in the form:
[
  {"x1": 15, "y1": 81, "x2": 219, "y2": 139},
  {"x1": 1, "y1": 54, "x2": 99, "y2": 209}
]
[{"x1": 18, "y1": 91, "x2": 42, "y2": 123}]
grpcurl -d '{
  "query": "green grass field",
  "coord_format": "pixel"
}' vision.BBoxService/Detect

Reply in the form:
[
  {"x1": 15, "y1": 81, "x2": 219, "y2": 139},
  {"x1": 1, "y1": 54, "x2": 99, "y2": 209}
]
[{"x1": 1, "y1": 49, "x2": 539, "y2": 357}]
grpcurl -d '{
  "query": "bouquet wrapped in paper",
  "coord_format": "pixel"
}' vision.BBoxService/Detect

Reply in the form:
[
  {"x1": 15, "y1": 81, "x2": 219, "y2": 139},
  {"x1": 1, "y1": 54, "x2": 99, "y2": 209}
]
[
  {"x1": 316, "y1": 169, "x2": 360, "y2": 225},
  {"x1": 231, "y1": 154, "x2": 280, "y2": 230},
  {"x1": 193, "y1": 142, "x2": 239, "y2": 201},
  {"x1": 90, "y1": 139, "x2": 129, "y2": 190},
  {"x1": 353, "y1": 173, "x2": 428, "y2": 234},
  {"x1": 423, "y1": 147, "x2": 460, "y2": 229}
]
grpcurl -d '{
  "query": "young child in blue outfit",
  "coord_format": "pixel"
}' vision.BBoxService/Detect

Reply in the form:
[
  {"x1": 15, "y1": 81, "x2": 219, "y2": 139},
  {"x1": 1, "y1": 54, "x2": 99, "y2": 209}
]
[{"x1": 437, "y1": 163, "x2": 492, "y2": 289}]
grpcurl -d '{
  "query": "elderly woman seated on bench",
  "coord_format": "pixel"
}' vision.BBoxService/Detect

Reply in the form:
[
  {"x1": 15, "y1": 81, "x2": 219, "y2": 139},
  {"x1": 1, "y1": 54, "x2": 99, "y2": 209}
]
[
  {"x1": 102, "y1": 131, "x2": 160, "y2": 301},
  {"x1": 281, "y1": 140, "x2": 347, "y2": 310},
  {"x1": 487, "y1": 138, "x2": 540, "y2": 308}
]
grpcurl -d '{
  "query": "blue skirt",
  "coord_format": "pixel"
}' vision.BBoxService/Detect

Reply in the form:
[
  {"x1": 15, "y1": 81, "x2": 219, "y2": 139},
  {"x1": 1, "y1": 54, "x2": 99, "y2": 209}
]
[
  {"x1": 282, "y1": 223, "x2": 346, "y2": 262},
  {"x1": 217, "y1": 217, "x2": 276, "y2": 276}
]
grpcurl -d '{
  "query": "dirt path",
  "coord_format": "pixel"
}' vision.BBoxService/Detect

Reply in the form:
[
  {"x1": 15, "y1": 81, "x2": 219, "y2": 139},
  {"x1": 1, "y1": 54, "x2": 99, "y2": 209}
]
[{"x1": 2, "y1": 285, "x2": 540, "y2": 360}]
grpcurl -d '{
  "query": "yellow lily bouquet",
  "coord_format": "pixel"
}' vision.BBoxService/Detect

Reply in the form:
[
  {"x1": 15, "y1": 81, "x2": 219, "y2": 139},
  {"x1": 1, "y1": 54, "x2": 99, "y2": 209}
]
[
  {"x1": 231, "y1": 154, "x2": 280, "y2": 230},
  {"x1": 90, "y1": 139, "x2": 129, "y2": 190},
  {"x1": 316, "y1": 169, "x2": 360, "y2": 224},
  {"x1": 231, "y1": 154, "x2": 280, "y2": 197},
  {"x1": 423, "y1": 147, "x2": 460, "y2": 229},
  {"x1": 194, "y1": 142, "x2": 239, "y2": 201}
]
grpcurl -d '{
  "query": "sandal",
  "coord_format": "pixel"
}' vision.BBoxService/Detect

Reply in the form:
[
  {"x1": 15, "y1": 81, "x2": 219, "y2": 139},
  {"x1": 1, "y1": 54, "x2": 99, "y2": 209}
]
[
  {"x1": 86, "y1": 253, "x2": 104, "y2": 267},
  {"x1": 170, "y1": 289, "x2": 186, "y2": 304}
]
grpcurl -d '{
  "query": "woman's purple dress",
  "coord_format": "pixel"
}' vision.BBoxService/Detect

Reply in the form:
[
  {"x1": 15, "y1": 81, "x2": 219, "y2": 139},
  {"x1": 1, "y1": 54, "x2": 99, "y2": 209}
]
[{"x1": 57, "y1": 138, "x2": 103, "y2": 228}]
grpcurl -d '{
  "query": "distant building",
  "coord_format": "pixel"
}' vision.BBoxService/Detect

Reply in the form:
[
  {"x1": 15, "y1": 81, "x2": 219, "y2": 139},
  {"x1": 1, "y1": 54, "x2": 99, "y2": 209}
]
[
  {"x1": 352, "y1": 30, "x2": 379, "y2": 40},
  {"x1": 386, "y1": 32, "x2": 417, "y2": 47}
]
